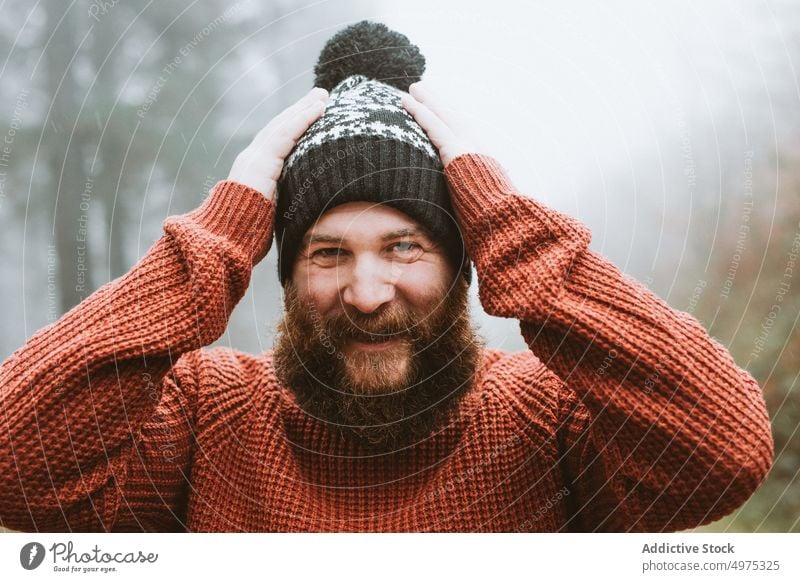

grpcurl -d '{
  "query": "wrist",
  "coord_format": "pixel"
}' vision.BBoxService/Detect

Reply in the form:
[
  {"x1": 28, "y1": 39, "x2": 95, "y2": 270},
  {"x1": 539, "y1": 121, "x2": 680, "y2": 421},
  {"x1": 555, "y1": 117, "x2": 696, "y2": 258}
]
[
  {"x1": 182, "y1": 180, "x2": 275, "y2": 265},
  {"x1": 227, "y1": 154, "x2": 280, "y2": 201},
  {"x1": 440, "y1": 146, "x2": 474, "y2": 168}
]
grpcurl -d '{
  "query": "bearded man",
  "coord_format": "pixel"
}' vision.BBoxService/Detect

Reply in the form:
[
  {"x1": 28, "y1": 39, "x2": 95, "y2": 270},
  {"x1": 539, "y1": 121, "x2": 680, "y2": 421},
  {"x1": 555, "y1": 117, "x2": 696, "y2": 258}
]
[{"x1": 0, "y1": 21, "x2": 772, "y2": 533}]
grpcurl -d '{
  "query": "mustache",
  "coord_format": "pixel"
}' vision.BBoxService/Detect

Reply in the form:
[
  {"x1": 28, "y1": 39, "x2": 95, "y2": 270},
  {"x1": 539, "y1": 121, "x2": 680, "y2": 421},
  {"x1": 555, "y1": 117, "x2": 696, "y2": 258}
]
[{"x1": 323, "y1": 304, "x2": 424, "y2": 343}]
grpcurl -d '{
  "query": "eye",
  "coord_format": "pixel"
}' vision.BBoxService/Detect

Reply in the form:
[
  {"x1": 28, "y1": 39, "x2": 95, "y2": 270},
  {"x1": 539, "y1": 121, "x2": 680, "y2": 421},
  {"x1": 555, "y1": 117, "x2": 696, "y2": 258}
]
[
  {"x1": 392, "y1": 241, "x2": 417, "y2": 252},
  {"x1": 388, "y1": 241, "x2": 423, "y2": 261},
  {"x1": 312, "y1": 248, "x2": 342, "y2": 257},
  {"x1": 309, "y1": 247, "x2": 347, "y2": 266}
]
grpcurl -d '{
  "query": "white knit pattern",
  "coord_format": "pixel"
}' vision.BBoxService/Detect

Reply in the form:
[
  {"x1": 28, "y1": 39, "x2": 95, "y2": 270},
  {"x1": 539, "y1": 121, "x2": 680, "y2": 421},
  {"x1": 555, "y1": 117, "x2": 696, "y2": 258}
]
[{"x1": 283, "y1": 75, "x2": 438, "y2": 171}]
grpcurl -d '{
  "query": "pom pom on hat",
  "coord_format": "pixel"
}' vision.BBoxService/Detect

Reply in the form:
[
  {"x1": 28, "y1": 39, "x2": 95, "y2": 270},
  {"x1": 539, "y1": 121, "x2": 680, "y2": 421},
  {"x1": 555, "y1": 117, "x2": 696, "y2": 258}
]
[{"x1": 314, "y1": 20, "x2": 425, "y2": 92}]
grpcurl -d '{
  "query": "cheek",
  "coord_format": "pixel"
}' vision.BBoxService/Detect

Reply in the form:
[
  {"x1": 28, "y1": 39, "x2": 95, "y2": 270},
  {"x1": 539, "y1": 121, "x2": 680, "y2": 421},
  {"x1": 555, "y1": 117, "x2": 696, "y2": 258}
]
[
  {"x1": 393, "y1": 263, "x2": 450, "y2": 308},
  {"x1": 295, "y1": 273, "x2": 341, "y2": 313}
]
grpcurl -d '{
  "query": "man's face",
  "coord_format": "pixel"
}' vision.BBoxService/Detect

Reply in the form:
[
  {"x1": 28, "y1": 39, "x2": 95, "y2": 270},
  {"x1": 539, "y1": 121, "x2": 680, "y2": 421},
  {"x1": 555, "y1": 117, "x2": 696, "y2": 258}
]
[
  {"x1": 274, "y1": 202, "x2": 482, "y2": 449},
  {"x1": 290, "y1": 201, "x2": 457, "y2": 393}
]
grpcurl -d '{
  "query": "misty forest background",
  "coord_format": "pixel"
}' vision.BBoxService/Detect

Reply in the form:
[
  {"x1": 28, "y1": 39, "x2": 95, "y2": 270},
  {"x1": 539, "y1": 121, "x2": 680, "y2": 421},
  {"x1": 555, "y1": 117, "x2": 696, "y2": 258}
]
[{"x1": 0, "y1": 0, "x2": 797, "y2": 532}]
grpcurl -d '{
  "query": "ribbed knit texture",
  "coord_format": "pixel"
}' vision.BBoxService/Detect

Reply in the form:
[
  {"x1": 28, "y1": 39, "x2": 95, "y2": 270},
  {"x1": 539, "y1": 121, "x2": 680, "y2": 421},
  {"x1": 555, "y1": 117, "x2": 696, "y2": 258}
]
[{"x1": 0, "y1": 154, "x2": 773, "y2": 532}]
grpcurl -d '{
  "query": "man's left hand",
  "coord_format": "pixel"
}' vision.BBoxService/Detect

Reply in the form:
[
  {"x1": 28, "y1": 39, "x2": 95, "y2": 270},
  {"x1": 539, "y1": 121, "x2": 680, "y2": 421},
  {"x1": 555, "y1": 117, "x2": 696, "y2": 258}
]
[{"x1": 401, "y1": 81, "x2": 478, "y2": 167}]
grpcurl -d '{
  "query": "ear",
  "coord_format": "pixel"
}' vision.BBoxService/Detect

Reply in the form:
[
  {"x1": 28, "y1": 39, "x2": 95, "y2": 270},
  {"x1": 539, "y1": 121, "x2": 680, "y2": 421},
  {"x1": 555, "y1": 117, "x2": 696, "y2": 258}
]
[{"x1": 458, "y1": 256, "x2": 472, "y2": 285}]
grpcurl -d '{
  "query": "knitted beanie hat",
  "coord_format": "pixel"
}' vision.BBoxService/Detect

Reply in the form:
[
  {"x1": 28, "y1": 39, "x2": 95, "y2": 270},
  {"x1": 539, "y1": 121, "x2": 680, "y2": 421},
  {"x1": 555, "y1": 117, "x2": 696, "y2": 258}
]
[{"x1": 274, "y1": 20, "x2": 471, "y2": 287}]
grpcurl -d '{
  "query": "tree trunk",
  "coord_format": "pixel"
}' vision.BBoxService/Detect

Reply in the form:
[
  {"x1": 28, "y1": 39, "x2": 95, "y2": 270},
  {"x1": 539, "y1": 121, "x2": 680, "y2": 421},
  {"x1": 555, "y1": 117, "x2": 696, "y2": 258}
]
[{"x1": 45, "y1": 1, "x2": 93, "y2": 312}]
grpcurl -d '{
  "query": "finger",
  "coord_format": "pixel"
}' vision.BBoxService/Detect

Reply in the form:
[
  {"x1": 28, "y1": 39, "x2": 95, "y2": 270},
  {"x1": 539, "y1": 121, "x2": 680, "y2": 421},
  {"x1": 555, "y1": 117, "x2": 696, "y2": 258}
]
[
  {"x1": 271, "y1": 99, "x2": 327, "y2": 159},
  {"x1": 409, "y1": 81, "x2": 443, "y2": 112},
  {"x1": 294, "y1": 86, "x2": 329, "y2": 108},
  {"x1": 254, "y1": 88, "x2": 327, "y2": 143},
  {"x1": 409, "y1": 81, "x2": 461, "y2": 131},
  {"x1": 292, "y1": 98, "x2": 328, "y2": 137},
  {"x1": 408, "y1": 81, "x2": 427, "y2": 102},
  {"x1": 274, "y1": 88, "x2": 327, "y2": 129},
  {"x1": 256, "y1": 101, "x2": 327, "y2": 153},
  {"x1": 401, "y1": 93, "x2": 454, "y2": 146},
  {"x1": 403, "y1": 93, "x2": 473, "y2": 165},
  {"x1": 293, "y1": 87, "x2": 328, "y2": 113}
]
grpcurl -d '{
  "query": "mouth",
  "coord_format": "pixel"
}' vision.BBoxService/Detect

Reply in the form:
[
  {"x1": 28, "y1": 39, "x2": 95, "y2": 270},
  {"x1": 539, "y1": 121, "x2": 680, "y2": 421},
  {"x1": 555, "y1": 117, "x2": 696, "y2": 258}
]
[{"x1": 347, "y1": 333, "x2": 404, "y2": 351}]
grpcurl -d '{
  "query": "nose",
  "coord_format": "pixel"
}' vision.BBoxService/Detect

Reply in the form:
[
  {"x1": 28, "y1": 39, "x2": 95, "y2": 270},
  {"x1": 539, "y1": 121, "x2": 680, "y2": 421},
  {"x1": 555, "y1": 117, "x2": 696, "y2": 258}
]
[{"x1": 341, "y1": 254, "x2": 397, "y2": 314}]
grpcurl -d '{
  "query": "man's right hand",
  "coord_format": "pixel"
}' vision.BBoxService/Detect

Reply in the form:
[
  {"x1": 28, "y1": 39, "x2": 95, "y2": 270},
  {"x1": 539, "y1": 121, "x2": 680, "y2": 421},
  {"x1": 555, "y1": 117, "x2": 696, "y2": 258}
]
[{"x1": 227, "y1": 87, "x2": 329, "y2": 201}]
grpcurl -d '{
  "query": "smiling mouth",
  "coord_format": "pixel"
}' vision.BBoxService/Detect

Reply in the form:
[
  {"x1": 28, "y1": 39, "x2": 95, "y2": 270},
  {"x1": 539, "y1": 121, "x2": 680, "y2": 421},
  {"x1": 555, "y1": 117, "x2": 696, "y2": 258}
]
[{"x1": 347, "y1": 334, "x2": 404, "y2": 350}]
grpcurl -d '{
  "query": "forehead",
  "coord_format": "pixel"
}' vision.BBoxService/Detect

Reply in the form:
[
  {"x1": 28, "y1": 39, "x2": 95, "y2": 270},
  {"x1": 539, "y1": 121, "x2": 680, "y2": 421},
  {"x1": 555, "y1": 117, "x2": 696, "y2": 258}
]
[{"x1": 302, "y1": 202, "x2": 431, "y2": 243}]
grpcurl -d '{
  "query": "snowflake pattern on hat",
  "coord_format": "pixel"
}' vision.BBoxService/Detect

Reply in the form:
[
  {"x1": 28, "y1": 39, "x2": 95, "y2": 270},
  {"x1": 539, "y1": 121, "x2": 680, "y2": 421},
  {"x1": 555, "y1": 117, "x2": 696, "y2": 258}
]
[{"x1": 282, "y1": 74, "x2": 438, "y2": 174}]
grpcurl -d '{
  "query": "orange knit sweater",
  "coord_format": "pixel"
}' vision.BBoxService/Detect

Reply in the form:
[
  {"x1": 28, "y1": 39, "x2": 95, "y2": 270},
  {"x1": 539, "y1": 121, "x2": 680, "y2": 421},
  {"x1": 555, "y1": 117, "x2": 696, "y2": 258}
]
[{"x1": 0, "y1": 154, "x2": 773, "y2": 532}]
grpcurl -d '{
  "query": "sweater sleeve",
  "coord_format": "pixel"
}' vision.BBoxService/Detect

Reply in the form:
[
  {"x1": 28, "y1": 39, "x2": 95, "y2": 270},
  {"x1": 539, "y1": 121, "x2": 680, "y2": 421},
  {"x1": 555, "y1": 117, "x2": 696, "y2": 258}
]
[
  {"x1": 0, "y1": 180, "x2": 274, "y2": 532},
  {"x1": 444, "y1": 153, "x2": 774, "y2": 532}
]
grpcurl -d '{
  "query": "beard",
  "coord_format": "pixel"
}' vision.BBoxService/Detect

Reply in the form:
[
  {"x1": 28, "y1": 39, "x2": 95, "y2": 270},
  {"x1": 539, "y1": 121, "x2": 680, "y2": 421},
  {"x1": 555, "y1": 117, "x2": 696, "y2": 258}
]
[{"x1": 273, "y1": 274, "x2": 485, "y2": 452}]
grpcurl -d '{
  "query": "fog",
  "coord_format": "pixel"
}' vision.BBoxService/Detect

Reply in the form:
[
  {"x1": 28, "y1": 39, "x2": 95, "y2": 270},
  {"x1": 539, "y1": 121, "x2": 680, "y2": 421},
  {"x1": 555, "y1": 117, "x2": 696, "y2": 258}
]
[{"x1": 0, "y1": 0, "x2": 797, "y2": 531}]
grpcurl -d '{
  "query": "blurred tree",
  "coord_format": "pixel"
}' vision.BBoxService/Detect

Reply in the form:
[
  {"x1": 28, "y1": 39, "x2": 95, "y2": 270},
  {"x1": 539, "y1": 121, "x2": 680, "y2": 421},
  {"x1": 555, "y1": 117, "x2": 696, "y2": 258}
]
[
  {"x1": 44, "y1": 0, "x2": 93, "y2": 310},
  {"x1": 684, "y1": 1, "x2": 800, "y2": 532}
]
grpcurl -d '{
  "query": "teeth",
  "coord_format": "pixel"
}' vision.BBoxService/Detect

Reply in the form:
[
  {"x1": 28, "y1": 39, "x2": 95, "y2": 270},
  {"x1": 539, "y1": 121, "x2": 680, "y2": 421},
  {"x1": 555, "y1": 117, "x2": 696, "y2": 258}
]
[
  {"x1": 357, "y1": 335, "x2": 389, "y2": 343},
  {"x1": 347, "y1": 331, "x2": 407, "y2": 343}
]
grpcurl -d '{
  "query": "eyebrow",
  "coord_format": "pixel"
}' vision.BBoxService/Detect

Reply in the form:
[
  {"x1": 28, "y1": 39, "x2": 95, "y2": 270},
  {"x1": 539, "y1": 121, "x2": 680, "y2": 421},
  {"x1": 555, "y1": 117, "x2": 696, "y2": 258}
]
[{"x1": 301, "y1": 228, "x2": 431, "y2": 249}]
